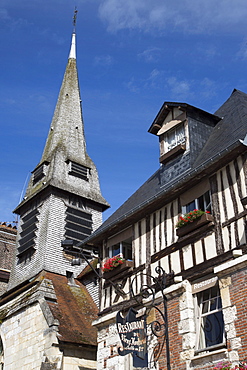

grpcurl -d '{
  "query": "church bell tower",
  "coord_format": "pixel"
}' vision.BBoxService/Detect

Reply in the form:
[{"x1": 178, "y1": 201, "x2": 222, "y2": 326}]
[{"x1": 8, "y1": 26, "x2": 109, "y2": 290}]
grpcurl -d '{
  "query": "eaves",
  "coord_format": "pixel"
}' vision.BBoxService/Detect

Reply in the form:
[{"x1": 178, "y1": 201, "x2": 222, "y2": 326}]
[{"x1": 81, "y1": 138, "x2": 247, "y2": 246}]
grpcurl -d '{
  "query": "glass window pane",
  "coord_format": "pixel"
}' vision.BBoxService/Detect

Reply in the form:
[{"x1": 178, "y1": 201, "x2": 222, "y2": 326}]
[
  {"x1": 122, "y1": 238, "x2": 132, "y2": 260},
  {"x1": 197, "y1": 286, "x2": 224, "y2": 350},
  {"x1": 198, "y1": 195, "x2": 204, "y2": 211},
  {"x1": 199, "y1": 311, "x2": 224, "y2": 348},
  {"x1": 186, "y1": 201, "x2": 196, "y2": 213},
  {"x1": 167, "y1": 130, "x2": 176, "y2": 149},
  {"x1": 176, "y1": 125, "x2": 185, "y2": 144},
  {"x1": 112, "y1": 243, "x2": 121, "y2": 256}
]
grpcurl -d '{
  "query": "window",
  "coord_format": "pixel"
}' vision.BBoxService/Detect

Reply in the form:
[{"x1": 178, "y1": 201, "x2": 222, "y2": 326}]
[
  {"x1": 182, "y1": 190, "x2": 211, "y2": 214},
  {"x1": 18, "y1": 208, "x2": 39, "y2": 256},
  {"x1": 166, "y1": 123, "x2": 185, "y2": 151},
  {"x1": 68, "y1": 161, "x2": 90, "y2": 180},
  {"x1": 108, "y1": 237, "x2": 132, "y2": 261},
  {"x1": 65, "y1": 206, "x2": 93, "y2": 244},
  {"x1": 32, "y1": 161, "x2": 49, "y2": 185},
  {"x1": 195, "y1": 285, "x2": 225, "y2": 352}
]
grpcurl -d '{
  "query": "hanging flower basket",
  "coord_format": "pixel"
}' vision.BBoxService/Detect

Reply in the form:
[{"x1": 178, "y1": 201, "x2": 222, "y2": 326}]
[
  {"x1": 176, "y1": 210, "x2": 214, "y2": 237},
  {"x1": 102, "y1": 257, "x2": 133, "y2": 279}
]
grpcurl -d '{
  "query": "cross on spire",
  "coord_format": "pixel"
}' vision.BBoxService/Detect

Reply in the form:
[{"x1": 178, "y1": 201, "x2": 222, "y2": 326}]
[{"x1": 73, "y1": 7, "x2": 78, "y2": 32}]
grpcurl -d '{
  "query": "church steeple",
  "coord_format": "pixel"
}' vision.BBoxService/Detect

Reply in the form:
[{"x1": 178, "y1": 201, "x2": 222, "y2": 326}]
[
  {"x1": 21, "y1": 29, "x2": 108, "y2": 208},
  {"x1": 9, "y1": 24, "x2": 109, "y2": 290}
]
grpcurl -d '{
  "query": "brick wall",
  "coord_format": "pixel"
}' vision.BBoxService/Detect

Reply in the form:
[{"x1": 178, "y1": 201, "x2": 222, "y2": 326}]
[
  {"x1": 227, "y1": 266, "x2": 247, "y2": 362},
  {"x1": 157, "y1": 295, "x2": 185, "y2": 370}
]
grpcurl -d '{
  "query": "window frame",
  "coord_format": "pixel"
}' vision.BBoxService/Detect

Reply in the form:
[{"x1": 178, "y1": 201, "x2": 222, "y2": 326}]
[
  {"x1": 194, "y1": 285, "x2": 225, "y2": 353},
  {"x1": 107, "y1": 237, "x2": 132, "y2": 261},
  {"x1": 165, "y1": 123, "x2": 186, "y2": 152},
  {"x1": 182, "y1": 190, "x2": 212, "y2": 215}
]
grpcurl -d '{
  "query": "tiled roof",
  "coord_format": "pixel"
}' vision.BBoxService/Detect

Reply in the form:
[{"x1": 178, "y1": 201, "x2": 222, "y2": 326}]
[
  {"x1": 0, "y1": 222, "x2": 17, "y2": 232},
  {"x1": 84, "y1": 89, "x2": 247, "y2": 243},
  {"x1": 45, "y1": 272, "x2": 98, "y2": 346},
  {"x1": 77, "y1": 258, "x2": 98, "y2": 279},
  {"x1": 194, "y1": 89, "x2": 247, "y2": 167}
]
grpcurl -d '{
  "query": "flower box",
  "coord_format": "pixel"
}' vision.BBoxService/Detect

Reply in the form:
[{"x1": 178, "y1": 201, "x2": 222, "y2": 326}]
[
  {"x1": 102, "y1": 260, "x2": 134, "y2": 280},
  {"x1": 176, "y1": 213, "x2": 214, "y2": 237}
]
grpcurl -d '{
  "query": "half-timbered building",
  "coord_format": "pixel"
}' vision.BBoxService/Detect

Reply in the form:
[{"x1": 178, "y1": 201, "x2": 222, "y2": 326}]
[{"x1": 84, "y1": 89, "x2": 247, "y2": 369}]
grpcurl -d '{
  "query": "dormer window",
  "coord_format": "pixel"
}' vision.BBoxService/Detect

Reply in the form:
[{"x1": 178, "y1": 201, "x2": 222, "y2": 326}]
[
  {"x1": 68, "y1": 161, "x2": 90, "y2": 181},
  {"x1": 156, "y1": 108, "x2": 187, "y2": 165},
  {"x1": 166, "y1": 123, "x2": 185, "y2": 152}
]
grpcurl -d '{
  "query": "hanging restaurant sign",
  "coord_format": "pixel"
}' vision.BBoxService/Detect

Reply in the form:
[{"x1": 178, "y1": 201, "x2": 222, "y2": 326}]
[{"x1": 116, "y1": 308, "x2": 148, "y2": 367}]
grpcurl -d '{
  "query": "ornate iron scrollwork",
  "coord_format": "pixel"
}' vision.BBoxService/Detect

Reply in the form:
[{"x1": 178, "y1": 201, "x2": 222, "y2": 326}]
[
  {"x1": 71, "y1": 246, "x2": 173, "y2": 369},
  {"x1": 127, "y1": 266, "x2": 174, "y2": 369}
]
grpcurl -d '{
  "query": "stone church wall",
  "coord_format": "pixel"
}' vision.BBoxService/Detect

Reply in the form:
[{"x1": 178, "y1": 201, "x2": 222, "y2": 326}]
[{"x1": 0, "y1": 302, "x2": 62, "y2": 370}]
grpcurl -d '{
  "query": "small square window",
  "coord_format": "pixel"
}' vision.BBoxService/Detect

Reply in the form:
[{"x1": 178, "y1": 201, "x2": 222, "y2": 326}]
[
  {"x1": 166, "y1": 124, "x2": 185, "y2": 152},
  {"x1": 182, "y1": 190, "x2": 212, "y2": 214},
  {"x1": 195, "y1": 286, "x2": 225, "y2": 352},
  {"x1": 107, "y1": 237, "x2": 132, "y2": 261}
]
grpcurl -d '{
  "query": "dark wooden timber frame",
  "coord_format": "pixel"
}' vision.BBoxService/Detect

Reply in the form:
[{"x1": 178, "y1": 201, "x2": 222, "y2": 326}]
[{"x1": 65, "y1": 247, "x2": 173, "y2": 370}]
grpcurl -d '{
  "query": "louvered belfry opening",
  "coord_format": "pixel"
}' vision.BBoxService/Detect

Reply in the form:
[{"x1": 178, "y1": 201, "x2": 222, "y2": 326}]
[
  {"x1": 69, "y1": 161, "x2": 90, "y2": 181},
  {"x1": 18, "y1": 209, "x2": 39, "y2": 256},
  {"x1": 33, "y1": 165, "x2": 45, "y2": 184},
  {"x1": 65, "y1": 206, "x2": 93, "y2": 244}
]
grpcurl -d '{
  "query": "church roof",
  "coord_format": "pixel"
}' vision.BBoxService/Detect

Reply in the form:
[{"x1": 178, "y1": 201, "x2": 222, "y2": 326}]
[
  {"x1": 83, "y1": 89, "x2": 247, "y2": 243},
  {"x1": 45, "y1": 272, "x2": 98, "y2": 346},
  {"x1": 0, "y1": 270, "x2": 98, "y2": 347}
]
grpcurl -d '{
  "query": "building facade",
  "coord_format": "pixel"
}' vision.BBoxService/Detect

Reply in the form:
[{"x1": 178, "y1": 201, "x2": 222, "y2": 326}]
[
  {"x1": 0, "y1": 223, "x2": 17, "y2": 296},
  {"x1": 0, "y1": 28, "x2": 108, "y2": 370},
  {"x1": 84, "y1": 90, "x2": 247, "y2": 369}
]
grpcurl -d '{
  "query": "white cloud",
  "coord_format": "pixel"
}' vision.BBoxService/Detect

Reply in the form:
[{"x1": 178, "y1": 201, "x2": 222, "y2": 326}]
[
  {"x1": 200, "y1": 78, "x2": 218, "y2": 99},
  {"x1": 94, "y1": 55, "x2": 114, "y2": 66},
  {"x1": 138, "y1": 47, "x2": 162, "y2": 62},
  {"x1": 146, "y1": 69, "x2": 164, "y2": 88},
  {"x1": 0, "y1": 7, "x2": 10, "y2": 21},
  {"x1": 0, "y1": 6, "x2": 30, "y2": 30},
  {"x1": 98, "y1": 0, "x2": 147, "y2": 32},
  {"x1": 166, "y1": 76, "x2": 192, "y2": 99},
  {"x1": 125, "y1": 69, "x2": 164, "y2": 93},
  {"x1": 125, "y1": 77, "x2": 140, "y2": 93},
  {"x1": 98, "y1": 0, "x2": 247, "y2": 34},
  {"x1": 236, "y1": 38, "x2": 247, "y2": 60}
]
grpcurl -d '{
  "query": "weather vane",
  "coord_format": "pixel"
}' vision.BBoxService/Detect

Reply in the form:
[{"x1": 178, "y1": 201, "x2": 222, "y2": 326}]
[{"x1": 73, "y1": 7, "x2": 78, "y2": 31}]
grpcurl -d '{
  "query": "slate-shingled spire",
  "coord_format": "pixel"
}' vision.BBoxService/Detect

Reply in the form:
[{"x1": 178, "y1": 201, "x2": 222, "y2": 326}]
[
  {"x1": 20, "y1": 31, "x2": 108, "y2": 208},
  {"x1": 9, "y1": 27, "x2": 109, "y2": 290}
]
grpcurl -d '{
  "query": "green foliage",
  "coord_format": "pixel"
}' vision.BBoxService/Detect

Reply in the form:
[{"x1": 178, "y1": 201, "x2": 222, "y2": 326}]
[{"x1": 176, "y1": 209, "x2": 210, "y2": 228}]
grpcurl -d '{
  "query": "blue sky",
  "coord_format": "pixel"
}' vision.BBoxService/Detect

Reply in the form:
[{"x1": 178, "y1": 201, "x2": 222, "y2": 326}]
[{"x1": 1, "y1": 0, "x2": 247, "y2": 224}]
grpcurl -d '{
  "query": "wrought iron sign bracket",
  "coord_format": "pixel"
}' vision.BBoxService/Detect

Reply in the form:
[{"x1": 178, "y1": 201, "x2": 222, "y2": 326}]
[{"x1": 63, "y1": 243, "x2": 173, "y2": 369}]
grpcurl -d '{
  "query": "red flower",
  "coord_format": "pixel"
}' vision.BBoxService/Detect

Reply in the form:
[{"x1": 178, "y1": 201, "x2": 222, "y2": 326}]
[{"x1": 102, "y1": 256, "x2": 125, "y2": 272}]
